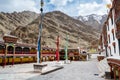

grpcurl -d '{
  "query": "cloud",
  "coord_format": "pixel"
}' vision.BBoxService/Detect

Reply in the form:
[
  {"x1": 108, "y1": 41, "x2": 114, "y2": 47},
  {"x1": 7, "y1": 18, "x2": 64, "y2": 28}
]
[
  {"x1": 103, "y1": 0, "x2": 111, "y2": 4},
  {"x1": 47, "y1": 0, "x2": 112, "y2": 16},
  {"x1": 77, "y1": 0, "x2": 111, "y2": 16},
  {"x1": 47, "y1": 0, "x2": 79, "y2": 16},
  {"x1": 0, "y1": 0, "x2": 39, "y2": 13},
  {"x1": 49, "y1": 0, "x2": 74, "y2": 6},
  {"x1": 77, "y1": 2, "x2": 105, "y2": 15},
  {"x1": 0, "y1": 0, "x2": 112, "y2": 16}
]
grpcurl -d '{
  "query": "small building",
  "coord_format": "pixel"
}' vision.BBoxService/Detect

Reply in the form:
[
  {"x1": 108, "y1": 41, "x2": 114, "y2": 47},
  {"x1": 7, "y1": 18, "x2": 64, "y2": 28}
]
[
  {"x1": 60, "y1": 48, "x2": 87, "y2": 61},
  {"x1": 0, "y1": 34, "x2": 56, "y2": 66},
  {"x1": 41, "y1": 47, "x2": 56, "y2": 61},
  {"x1": 0, "y1": 34, "x2": 37, "y2": 66}
]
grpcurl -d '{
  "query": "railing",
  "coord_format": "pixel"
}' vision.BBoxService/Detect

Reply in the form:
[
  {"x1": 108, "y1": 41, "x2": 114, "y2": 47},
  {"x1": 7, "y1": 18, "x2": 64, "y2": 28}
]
[
  {"x1": 116, "y1": 30, "x2": 120, "y2": 39},
  {"x1": 115, "y1": 12, "x2": 120, "y2": 24},
  {"x1": 107, "y1": 58, "x2": 120, "y2": 80},
  {"x1": 97, "y1": 55, "x2": 105, "y2": 61},
  {"x1": 0, "y1": 54, "x2": 5, "y2": 56},
  {"x1": 115, "y1": 16, "x2": 120, "y2": 24},
  {"x1": 14, "y1": 54, "x2": 37, "y2": 57}
]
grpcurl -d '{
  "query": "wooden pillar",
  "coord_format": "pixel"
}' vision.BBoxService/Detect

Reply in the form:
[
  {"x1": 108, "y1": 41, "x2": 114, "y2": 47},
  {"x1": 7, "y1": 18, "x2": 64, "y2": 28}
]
[
  {"x1": 3, "y1": 44, "x2": 7, "y2": 68},
  {"x1": 118, "y1": 67, "x2": 120, "y2": 80},
  {"x1": 56, "y1": 36, "x2": 60, "y2": 62},
  {"x1": 22, "y1": 47, "x2": 24, "y2": 54},
  {"x1": 21, "y1": 47, "x2": 24, "y2": 64},
  {"x1": 114, "y1": 65, "x2": 117, "y2": 80},
  {"x1": 12, "y1": 45, "x2": 15, "y2": 65},
  {"x1": 20, "y1": 57, "x2": 22, "y2": 64},
  {"x1": 110, "y1": 64, "x2": 113, "y2": 79}
]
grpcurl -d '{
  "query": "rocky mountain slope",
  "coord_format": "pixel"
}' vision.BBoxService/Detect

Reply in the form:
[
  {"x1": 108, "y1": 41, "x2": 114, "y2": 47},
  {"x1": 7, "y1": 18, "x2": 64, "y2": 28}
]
[
  {"x1": 0, "y1": 11, "x2": 38, "y2": 37},
  {"x1": 10, "y1": 11, "x2": 100, "y2": 48},
  {"x1": 75, "y1": 14, "x2": 107, "y2": 31}
]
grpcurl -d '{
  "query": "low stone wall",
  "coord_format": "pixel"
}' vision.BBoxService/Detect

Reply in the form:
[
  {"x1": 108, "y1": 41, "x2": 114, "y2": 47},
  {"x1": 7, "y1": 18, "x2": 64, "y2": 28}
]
[{"x1": 90, "y1": 53, "x2": 99, "y2": 59}]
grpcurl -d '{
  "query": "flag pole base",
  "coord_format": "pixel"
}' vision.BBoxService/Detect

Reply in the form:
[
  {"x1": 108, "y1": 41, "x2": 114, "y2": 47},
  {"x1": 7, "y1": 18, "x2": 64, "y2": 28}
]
[
  {"x1": 33, "y1": 63, "x2": 47, "y2": 73},
  {"x1": 64, "y1": 60, "x2": 71, "y2": 64}
]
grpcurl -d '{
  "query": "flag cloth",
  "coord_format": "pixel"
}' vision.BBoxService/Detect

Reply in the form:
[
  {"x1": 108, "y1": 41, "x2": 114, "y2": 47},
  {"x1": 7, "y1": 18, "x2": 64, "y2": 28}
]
[
  {"x1": 37, "y1": 36, "x2": 41, "y2": 63},
  {"x1": 37, "y1": 21, "x2": 42, "y2": 63},
  {"x1": 56, "y1": 36, "x2": 59, "y2": 61},
  {"x1": 64, "y1": 47, "x2": 68, "y2": 60},
  {"x1": 65, "y1": 34, "x2": 68, "y2": 60},
  {"x1": 37, "y1": 0, "x2": 44, "y2": 63}
]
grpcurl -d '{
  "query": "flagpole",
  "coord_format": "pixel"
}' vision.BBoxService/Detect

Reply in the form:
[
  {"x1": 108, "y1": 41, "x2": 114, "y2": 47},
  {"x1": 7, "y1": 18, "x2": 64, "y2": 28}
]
[
  {"x1": 37, "y1": 0, "x2": 44, "y2": 63},
  {"x1": 65, "y1": 34, "x2": 68, "y2": 61},
  {"x1": 56, "y1": 36, "x2": 60, "y2": 62}
]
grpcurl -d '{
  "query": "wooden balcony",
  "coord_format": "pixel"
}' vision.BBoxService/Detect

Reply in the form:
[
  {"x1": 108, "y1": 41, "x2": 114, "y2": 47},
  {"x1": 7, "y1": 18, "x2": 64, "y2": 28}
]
[
  {"x1": 107, "y1": 57, "x2": 120, "y2": 80},
  {"x1": 116, "y1": 30, "x2": 120, "y2": 39},
  {"x1": 115, "y1": 14, "x2": 120, "y2": 25},
  {"x1": 97, "y1": 55, "x2": 105, "y2": 61}
]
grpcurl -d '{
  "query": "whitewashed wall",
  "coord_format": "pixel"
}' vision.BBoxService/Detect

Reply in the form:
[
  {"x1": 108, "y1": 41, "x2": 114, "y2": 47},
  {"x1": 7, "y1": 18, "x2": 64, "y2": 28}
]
[{"x1": 107, "y1": 9, "x2": 119, "y2": 57}]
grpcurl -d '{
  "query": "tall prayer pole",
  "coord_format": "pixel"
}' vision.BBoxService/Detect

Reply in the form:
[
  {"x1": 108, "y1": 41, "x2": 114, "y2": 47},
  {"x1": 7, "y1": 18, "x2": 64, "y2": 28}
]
[
  {"x1": 56, "y1": 36, "x2": 60, "y2": 62},
  {"x1": 65, "y1": 34, "x2": 68, "y2": 61},
  {"x1": 37, "y1": 0, "x2": 44, "y2": 63}
]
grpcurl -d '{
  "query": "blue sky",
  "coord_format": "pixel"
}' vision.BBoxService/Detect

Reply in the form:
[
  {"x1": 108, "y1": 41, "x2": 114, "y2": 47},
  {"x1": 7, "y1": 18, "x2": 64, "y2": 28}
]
[{"x1": 0, "y1": 0, "x2": 111, "y2": 16}]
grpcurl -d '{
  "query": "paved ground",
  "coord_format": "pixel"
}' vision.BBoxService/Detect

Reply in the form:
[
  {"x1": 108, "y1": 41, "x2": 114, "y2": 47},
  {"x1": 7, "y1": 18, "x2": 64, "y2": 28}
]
[
  {"x1": 0, "y1": 59, "x2": 105, "y2": 80},
  {"x1": 28, "y1": 59, "x2": 104, "y2": 80}
]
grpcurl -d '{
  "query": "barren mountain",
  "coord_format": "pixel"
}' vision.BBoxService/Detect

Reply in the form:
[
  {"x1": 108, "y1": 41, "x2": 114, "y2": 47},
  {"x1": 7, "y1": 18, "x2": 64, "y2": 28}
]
[
  {"x1": 0, "y1": 11, "x2": 38, "y2": 37},
  {"x1": 76, "y1": 14, "x2": 107, "y2": 32},
  {"x1": 10, "y1": 11, "x2": 100, "y2": 48}
]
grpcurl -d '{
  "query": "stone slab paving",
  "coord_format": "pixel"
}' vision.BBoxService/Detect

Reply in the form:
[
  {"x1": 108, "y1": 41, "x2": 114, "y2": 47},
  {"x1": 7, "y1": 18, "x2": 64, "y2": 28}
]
[
  {"x1": 0, "y1": 60, "x2": 105, "y2": 80},
  {"x1": 0, "y1": 63, "x2": 40, "y2": 80},
  {"x1": 0, "y1": 61, "x2": 65, "y2": 80},
  {"x1": 28, "y1": 60, "x2": 104, "y2": 80}
]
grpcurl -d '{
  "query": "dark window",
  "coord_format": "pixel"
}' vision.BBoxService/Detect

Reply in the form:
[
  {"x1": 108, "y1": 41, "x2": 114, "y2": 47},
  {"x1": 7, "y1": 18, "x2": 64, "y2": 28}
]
[
  {"x1": 118, "y1": 39, "x2": 120, "y2": 55},
  {"x1": 8, "y1": 46, "x2": 14, "y2": 54},
  {"x1": 114, "y1": 45, "x2": 116, "y2": 53},
  {"x1": 113, "y1": 33, "x2": 115, "y2": 40},
  {"x1": 111, "y1": 17, "x2": 113, "y2": 25},
  {"x1": 0, "y1": 45, "x2": 5, "y2": 54},
  {"x1": 109, "y1": 35, "x2": 110, "y2": 43},
  {"x1": 23, "y1": 47, "x2": 30, "y2": 54},
  {"x1": 108, "y1": 25, "x2": 109, "y2": 31},
  {"x1": 15, "y1": 47, "x2": 22, "y2": 54},
  {"x1": 110, "y1": 48, "x2": 112, "y2": 56}
]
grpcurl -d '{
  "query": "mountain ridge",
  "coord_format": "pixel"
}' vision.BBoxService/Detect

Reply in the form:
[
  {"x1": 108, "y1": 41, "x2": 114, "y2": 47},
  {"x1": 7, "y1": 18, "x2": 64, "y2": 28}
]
[
  {"x1": 0, "y1": 11, "x2": 100, "y2": 48},
  {"x1": 74, "y1": 14, "x2": 107, "y2": 31},
  {"x1": 0, "y1": 11, "x2": 39, "y2": 37},
  {"x1": 10, "y1": 11, "x2": 99, "y2": 48}
]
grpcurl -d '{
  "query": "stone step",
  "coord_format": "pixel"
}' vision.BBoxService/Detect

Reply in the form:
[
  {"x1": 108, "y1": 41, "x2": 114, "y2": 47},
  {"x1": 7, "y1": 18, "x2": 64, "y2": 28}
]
[{"x1": 41, "y1": 66, "x2": 63, "y2": 75}]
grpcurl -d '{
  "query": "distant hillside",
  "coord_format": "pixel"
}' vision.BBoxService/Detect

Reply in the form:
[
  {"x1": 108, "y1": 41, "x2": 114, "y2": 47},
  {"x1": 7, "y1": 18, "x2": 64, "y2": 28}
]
[
  {"x1": 75, "y1": 14, "x2": 107, "y2": 32},
  {"x1": 0, "y1": 11, "x2": 38, "y2": 37},
  {"x1": 10, "y1": 11, "x2": 100, "y2": 48}
]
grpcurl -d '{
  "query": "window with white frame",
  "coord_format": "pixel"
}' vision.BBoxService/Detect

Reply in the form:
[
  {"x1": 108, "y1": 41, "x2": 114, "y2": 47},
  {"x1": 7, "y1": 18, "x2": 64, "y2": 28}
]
[
  {"x1": 114, "y1": 45, "x2": 116, "y2": 53},
  {"x1": 111, "y1": 18, "x2": 113, "y2": 25},
  {"x1": 108, "y1": 35, "x2": 110, "y2": 43},
  {"x1": 109, "y1": 46, "x2": 112, "y2": 56},
  {"x1": 113, "y1": 42, "x2": 116, "y2": 53},
  {"x1": 108, "y1": 24, "x2": 109, "y2": 31},
  {"x1": 112, "y1": 30, "x2": 115, "y2": 40}
]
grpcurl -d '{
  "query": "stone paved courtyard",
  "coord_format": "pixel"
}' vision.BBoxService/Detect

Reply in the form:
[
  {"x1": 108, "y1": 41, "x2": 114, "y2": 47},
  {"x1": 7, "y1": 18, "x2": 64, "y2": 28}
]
[
  {"x1": 28, "y1": 60, "x2": 104, "y2": 80},
  {"x1": 0, "y1": 59, "x2": 105, "y2": 80}
]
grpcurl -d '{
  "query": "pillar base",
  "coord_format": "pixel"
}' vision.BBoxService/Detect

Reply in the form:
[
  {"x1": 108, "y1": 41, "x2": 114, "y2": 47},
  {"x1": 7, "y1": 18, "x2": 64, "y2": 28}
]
[
  {"x1": 33, "y1": 63, "x2": 47, "y2": 72},
  {"x1": 64, "y1": 60, "x2": 71, "y2": 64}
]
